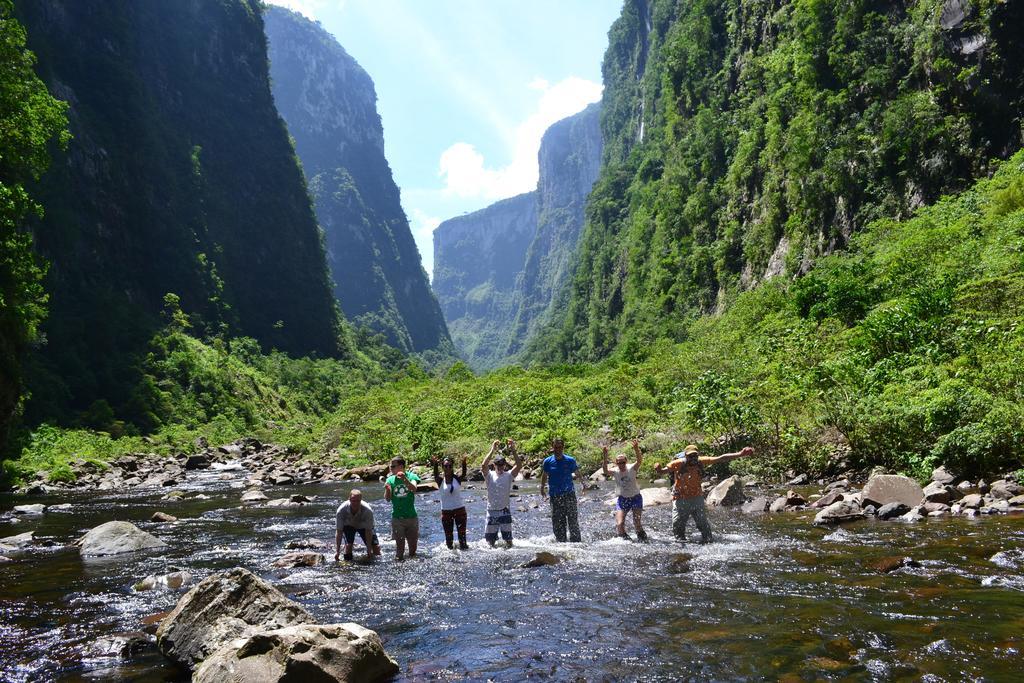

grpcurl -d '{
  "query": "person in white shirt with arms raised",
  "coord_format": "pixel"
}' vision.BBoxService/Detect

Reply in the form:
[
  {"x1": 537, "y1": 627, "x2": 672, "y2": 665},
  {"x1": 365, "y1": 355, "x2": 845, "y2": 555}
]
[
  {"x1": 480, "y1": 439, "x2": 523, "y2": 547},
  {"x1": 602, "y1": 439, "x2": 648, "y2": 542}
]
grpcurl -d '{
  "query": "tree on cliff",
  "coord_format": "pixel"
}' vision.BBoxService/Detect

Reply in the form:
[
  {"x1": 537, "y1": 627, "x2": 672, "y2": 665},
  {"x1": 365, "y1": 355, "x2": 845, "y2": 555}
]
[{"x1": 0, "y1": 0, "x2": 68, "y2": 449}]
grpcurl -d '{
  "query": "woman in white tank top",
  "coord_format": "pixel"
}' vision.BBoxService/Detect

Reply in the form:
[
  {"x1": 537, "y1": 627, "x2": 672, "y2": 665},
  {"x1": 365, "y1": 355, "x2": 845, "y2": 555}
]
[
  {"x1": 432, "y1": 456, "x2": 469, "y2": 549},
  {"x1": 602, "y1": 439, "x2": 648, "y2": 542}
]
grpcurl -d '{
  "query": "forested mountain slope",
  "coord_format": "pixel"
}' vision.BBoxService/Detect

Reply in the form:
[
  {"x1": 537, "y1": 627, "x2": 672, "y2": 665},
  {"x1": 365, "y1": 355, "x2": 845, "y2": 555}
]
[
  {"x1": 16, "y1": 0, "x2": 346, "y2": 428},
  {"x1": 433, "y1": 104, "x2": 602, "y2": 369},
  {"x1": 529, "y1": 0, "x2": 1024, "y2": 362},
  {"x1": 265, "y1": 7, "x2": 451, "y2": 354}
]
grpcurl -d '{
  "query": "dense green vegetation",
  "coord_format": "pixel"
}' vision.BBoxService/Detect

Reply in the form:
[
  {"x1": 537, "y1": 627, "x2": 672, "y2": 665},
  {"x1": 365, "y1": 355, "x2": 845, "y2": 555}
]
[
  {"x1": 0, "y1": 0, "x2": 67, "y2": 447},
  {"x1": 9, "y1": 153, "x2": 1023, "y2": 483},
  {"x1": 15, "y1": 0, "x2": 347, "y2": 434},
  {"x1": 530, "y1": 0, "x2": 1024, "y2": 363}
]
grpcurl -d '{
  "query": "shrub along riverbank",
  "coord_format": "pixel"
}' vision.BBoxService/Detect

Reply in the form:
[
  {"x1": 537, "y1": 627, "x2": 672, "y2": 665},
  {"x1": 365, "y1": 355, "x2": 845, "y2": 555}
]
[{"x1": 4, "y1": 152, "x2": 1024, "y2": 487}]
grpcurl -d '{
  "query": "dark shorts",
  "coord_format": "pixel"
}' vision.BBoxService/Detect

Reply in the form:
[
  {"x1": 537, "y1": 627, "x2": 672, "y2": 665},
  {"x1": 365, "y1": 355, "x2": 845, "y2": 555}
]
[
  {"x1": 341, "y1": 525, "x2": 378, "y2": 546},
  {"x1": 616, "y1": 493, "x2": 644, "y2": 511}
]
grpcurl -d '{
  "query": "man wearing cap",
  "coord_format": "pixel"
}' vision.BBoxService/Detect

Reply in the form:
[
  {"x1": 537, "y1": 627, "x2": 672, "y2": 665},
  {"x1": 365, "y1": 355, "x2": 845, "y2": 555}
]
[
  {"x1": 656, "y1": 444, "x2": 755, "y2": 543},
  {"x1": 335, "y1": 489, "x2": 381, "y2": 561}
]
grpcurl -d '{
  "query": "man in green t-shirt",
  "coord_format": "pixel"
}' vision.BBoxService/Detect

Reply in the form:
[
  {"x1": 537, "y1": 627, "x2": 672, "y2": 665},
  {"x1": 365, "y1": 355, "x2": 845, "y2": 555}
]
[{"x1": 384, "y1": 456, "x2": 420, "y2": 560}]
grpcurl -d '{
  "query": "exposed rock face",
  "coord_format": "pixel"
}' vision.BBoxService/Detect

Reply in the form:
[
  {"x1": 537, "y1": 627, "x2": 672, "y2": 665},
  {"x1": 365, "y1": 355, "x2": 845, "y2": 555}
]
[
  {"x1": 265, "y1": 7, "x2": 450, "y2": 354},
  {"x1": 18, "y1": 0, "x2": 344, "y2": 420},
  {"x1": 433, "y1": 193, "x2": 539, "y2": 369},
  {"x1": 433, "y1": 104, "x2": 603, "y2": 369},
  {"x1": 77, "y1": 521, "x2": 166, "y2": 557},
  {"x1": 861, "y1": 475, "x2": 924, "y2": 509},
  {"x1": 193, "y1": 623, "x2": 398, "y2": 683}
]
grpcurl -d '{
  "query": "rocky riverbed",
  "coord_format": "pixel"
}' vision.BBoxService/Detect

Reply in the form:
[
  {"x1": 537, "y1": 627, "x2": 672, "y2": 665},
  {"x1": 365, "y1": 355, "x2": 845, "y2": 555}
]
[{"x1": 1, "y1": 445, "x2": 1023, "y2": 681}]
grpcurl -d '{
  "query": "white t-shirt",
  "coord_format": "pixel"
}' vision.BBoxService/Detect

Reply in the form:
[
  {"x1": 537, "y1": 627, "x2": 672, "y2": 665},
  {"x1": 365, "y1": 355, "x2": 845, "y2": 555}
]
[
  {"x1": 612, "y1": 464, "x2": 641, "y2": 498},
  {"x1": 438, "y1": 476, "x2": 465, "y2": 510},
  {"x1": 486, "y1": 470, "x2": 513, "y2": 510}
]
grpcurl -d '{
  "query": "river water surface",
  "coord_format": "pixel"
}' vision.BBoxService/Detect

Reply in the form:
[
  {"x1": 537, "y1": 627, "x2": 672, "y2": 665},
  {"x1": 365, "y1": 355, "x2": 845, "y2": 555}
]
[{"x1": 1, "y1": 463, "x2": 1023, "y2": 681}]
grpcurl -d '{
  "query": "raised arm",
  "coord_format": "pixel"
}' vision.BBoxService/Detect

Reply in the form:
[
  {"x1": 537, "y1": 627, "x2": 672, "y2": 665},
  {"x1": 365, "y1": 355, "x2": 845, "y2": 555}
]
[
  {"x1": 601, "y1": 446, "x2": 610, "y2": 477},
  {"x1": 632, "y1": 439, "x2": 643, "y2": 470},
  {"x1": 702, "y1": 446, "x2": 755, "y2": 465},
  {"x1": 481, "y1": 439, "x2": 500, "y2": 473},
  {"x1": 402, "y1": 470, "x2": 418, "y2": 493},
  {"x1": 508, "y1": 440, "x2": 524, "y2": 478},
  {"x1": 432, "y1": 458, "x2": 441, "y2": 484}
]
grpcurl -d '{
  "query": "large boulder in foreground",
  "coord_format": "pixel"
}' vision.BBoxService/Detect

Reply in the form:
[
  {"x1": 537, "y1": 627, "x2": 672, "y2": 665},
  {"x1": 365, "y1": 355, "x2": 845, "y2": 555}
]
[
  {"x1": 706, "y1": 476, "x2": 745, "y2": 507},
  {"x1": 861, "y1": 475, "x2": 924, "y2": 509},
  {"x1": 157, "y1": 567, "x2": 397, "y2": 681},
  {"x1": 157, "y1": 568, "x2": 311, "y2": 669},
  {"x1": 194, "y1": 623, "x2": 398, "y2": 683},
  {"x1": 77, "y1": 521, "x2": 167, "y2": 557}
]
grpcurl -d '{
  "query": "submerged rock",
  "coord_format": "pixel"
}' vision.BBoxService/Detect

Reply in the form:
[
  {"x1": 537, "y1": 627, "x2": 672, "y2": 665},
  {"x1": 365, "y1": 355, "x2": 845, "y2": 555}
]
[
  {"x1": 285, "y1": 538, "x2": 328, "y2": 551},
  {"x1": 193, "y1": 623, "x2": 398, "y2": 683},
  {"x1": 83, "y1": 631, "x2": 155, "y2": 660},
  {"x1": 134, "y1": 571, "x2": 192, "y2": 592},
  {"x1": 77, "y1": 521, "x2": 167, "y2": 557},
  {"x1": 861, "y1": 475, "x2": 924, "y2": 509},
  {"x1": 813, "y1": 500, "x2": 866, "y2": 526},
  {"x1": 151, "y1": 512, "x2": 178, "y2": 523},
  {"x1": 872, "y1": 556, "x2": 922, "y2": 574},
  {"x1": 521, "y1": 552, "x2": 562, "y2": 568},
  {"x1": 706, "y1": 476, "x2": 745, "y2": 507}
]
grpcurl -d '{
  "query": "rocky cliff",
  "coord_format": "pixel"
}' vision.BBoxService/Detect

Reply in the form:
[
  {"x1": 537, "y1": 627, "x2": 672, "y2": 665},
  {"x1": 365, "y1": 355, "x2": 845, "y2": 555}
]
[
  {"x1": 264, "y1": 6, "x2": 451, "y2": 354},
  {"x1": 17, "y1": 0, "x2": 345, "y2": 423},
  {"x1": 529, "y1": 0, "x2": 1024, "y2": 362},
  {"x1": 432, "y1": 104, "x2": 602, "y2": 370},
  {"x1": 432, "y1": 193, "x2": 537, "y2": 368}
]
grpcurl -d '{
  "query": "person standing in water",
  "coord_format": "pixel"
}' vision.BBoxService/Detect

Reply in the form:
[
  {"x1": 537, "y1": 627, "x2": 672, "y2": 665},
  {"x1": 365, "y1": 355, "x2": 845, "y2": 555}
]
[
  {"x1": 384, "y1": 456, "x2": 420, "y2": 559},
  {"x1": 602, "y1": 439, "x2": 648, "y2": 542},
  {"x1": 540, "y1": 437, "x2": 583, "y2": 542},
  {"x1": 656, "y1": 444, "x2": 755, "y2": 543},
  {"x1": 480, "y1": 439, "x2": 523, "y2": 547},
  {"x1": 432, "y1": 455, "x2": 470, "y2": 550},
  {"x1": 334, "y1": 488, "x2": 381, "y2": 562}
]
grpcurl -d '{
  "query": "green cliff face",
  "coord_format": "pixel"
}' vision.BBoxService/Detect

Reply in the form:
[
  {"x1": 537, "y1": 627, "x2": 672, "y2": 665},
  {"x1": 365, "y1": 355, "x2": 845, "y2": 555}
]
[
  {"x1": 17, "y1": 0, "x2": 346, "y2": 425},
  {"x1": 532, "y1": 0, "x2": 1024, "y2": 362},
  {"x1": 264, "y1": 7, "x2": 451, "y2": 355}
]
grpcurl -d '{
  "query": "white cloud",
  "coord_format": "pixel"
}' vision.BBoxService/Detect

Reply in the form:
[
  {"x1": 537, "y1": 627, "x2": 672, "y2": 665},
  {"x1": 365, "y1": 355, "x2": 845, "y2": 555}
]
[
  {"x1": 265, "y1": 0, "x2": 333, "y2": 20},
  {"x1": 438, "y1": 76, "x2": 602, "y2": 201},
  {"x1": 408, "y1": 208, "x2": 442, "y2": 279}
]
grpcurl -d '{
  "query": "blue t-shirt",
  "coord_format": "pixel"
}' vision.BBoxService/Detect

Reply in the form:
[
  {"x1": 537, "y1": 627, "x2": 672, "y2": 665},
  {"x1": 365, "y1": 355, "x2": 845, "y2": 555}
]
[{"x1": 543, "y1": 454, "x2": 578, "y2": 496}]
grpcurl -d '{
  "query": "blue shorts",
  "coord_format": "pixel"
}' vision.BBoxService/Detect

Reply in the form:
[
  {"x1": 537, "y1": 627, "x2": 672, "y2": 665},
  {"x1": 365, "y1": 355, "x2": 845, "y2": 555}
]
[{"x1": 616, "y1": 494, "x2": 643, "y2": 511}]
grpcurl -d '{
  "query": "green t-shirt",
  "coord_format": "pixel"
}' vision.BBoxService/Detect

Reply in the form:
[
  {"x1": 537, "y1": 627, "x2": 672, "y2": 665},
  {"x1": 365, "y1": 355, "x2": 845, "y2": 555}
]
[{"x1": 386, "y1": 472, "x2": 420, "y2": 518}]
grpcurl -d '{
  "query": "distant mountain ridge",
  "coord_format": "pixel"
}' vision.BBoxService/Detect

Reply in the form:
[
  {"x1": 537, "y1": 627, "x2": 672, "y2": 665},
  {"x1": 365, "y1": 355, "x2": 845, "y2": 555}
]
[
  {"x1": 265, "y1": 6, "x2": 451, "y2": 354},
  {"x1": 432, "y1": 103, "x2": 602, "y2": 370}
]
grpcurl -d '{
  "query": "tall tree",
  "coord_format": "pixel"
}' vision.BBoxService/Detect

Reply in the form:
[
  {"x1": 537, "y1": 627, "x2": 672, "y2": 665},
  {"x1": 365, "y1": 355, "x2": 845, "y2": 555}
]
[{"x1": 0, "y1": 0, "x2": 67, "y2": 448}]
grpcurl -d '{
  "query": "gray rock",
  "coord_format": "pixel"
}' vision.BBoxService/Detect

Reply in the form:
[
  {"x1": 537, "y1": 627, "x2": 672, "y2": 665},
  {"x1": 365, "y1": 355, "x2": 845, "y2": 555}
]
[
  {"x1": 77, "y1": 521, "x2": 167, "y2": 557},
  {"x1": 923, "y1": 502, "x2": 951, "y2": 515},
  {"x1": 285, "y1": 538, "x2": 328, "y2": 550},
  {"x1": 83, "y1": 631, "x2": 155, "y2": 660},
  {"x1": 956, "y1": 480, "x2": 974, "y2": 493},
  {"x1": 640, "y1": 487, "x2": 673, "y2": 507},
  {"x1": 272, "y1": 475, "x2": 295, "y2": 486},
  {"x1": 0, "y1": 531, "x2": 36, "y2": 549},
  {"x1": 786, "y1": 473, "x2": 808, "y2": 486},
  {"x1": 157, "y1": 567, "x2": 313, "y2": 670},
  {"x1": 824, "y1": 478, "x2": 850, "y2": 492},
  {"x1": 741, "y1": 497, "x2": 770, "y2": 514},
  {"x1": 241, "y1": 490, "x2": 269, "y2": 504},
  {"x1": 922, "y1": 481, "x2": 953, "y2": 504},
  {"x1": 978, "y1": 479, "x2": 990, "y2": 494},
  {"x1": 185, "y1": 454, "x2": 211, "y2": 470},
  {"x1": 813, "y1": 500, "x2": 866, "y2": 526},
  {"x1": 272, "y1": 552, "x2": 325, "y2": 569},
  {"x1": 930, "y1": 465, "x2": 957, "y2": 485},
  {"x1": 810, "y1": 490, "x2": 845, "y2": 509},
  {"x1": 134, "y1": 571, "x2": 192, "y2": 592},
  {"x1": 1008, "y1": 495, "x2": 1024, "y2": 507},
  {"x1": 960, "y1": 493, "x2": 984, "y2": 509},
  {"x1": 706, "y1": 476, "x2": 745, "y2": 507},
  {"x1": 989, "y1": 480, "x2": 1023, "y2": 500},
  {"x1": 193, "y1": 622, "x2": 398, "y2": 683},
  {"x1": 13, "y1": 504, "x2": 46, "y2": 515},
  {"x1": 861, "y1": 475, "x2": 924, "y2": 509},
  {"x1": 151, "y1": 512, "x2": 178, "y2": 523},
  {"x1": 876, "y1": 502, "x2": 910, "y2": 520},
  {"x1": 899, "y1": 505, "x2": 926, "y2": 522}
]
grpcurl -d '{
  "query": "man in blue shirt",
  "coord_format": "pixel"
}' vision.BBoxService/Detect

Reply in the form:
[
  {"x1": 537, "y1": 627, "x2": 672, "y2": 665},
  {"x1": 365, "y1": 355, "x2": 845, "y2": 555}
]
[{"x1": 540, "y1": 437, "x2": 582, "y2": 542}]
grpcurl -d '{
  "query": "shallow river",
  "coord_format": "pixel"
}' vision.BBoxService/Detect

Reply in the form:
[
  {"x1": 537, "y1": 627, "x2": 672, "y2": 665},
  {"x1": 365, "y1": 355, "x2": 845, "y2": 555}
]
[{"x1": 1, "y1": 464, "x2": 1023, "y2": 681}]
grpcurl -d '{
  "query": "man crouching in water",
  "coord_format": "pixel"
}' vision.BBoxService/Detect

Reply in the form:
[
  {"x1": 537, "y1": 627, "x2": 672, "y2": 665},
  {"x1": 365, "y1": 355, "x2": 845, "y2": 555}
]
[
  {"x1": 655, "y1": 444, "x2": 755, "y2": 543},
  {"x1": 335, "y1": 489, "x2": 381, "y2": 561}
]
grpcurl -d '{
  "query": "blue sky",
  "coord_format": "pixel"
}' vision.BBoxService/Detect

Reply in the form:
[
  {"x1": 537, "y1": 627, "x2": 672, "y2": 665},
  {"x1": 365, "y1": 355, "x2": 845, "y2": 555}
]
[{"x1": 267, "y1": 0, "x2": 622, "y2": 276}]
